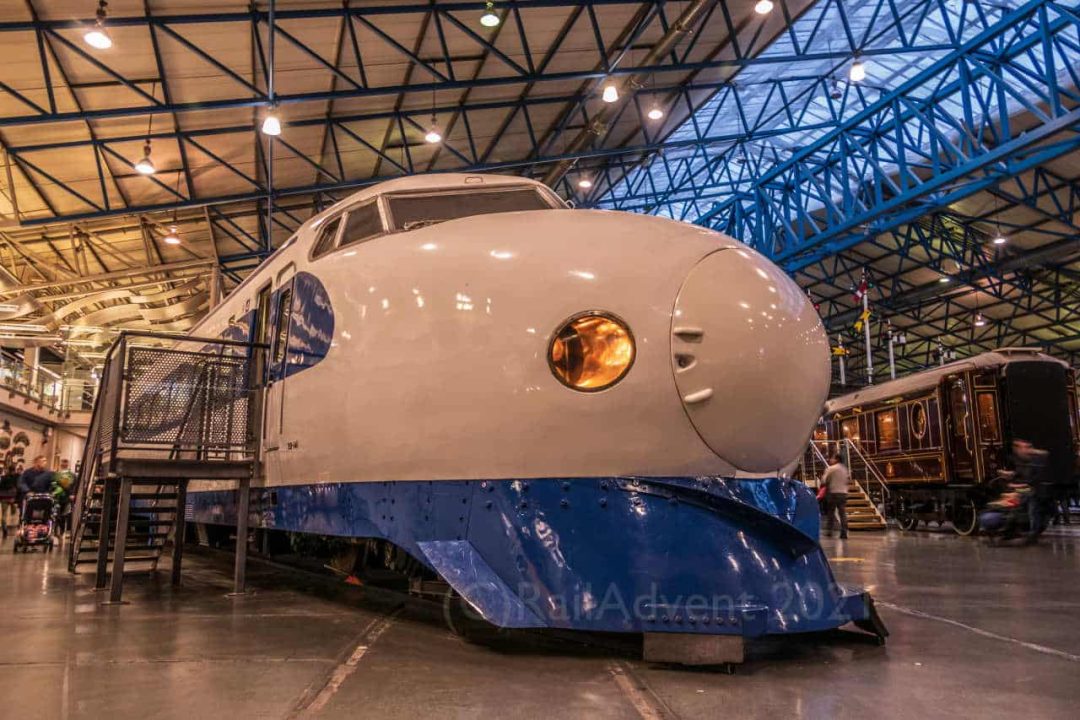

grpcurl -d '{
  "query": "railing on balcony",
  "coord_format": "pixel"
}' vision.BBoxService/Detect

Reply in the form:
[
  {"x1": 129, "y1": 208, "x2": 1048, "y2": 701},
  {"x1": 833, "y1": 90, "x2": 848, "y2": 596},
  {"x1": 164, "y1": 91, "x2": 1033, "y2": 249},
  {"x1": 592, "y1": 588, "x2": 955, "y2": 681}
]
[{"x1": 0, "y1": 357, "x2": 97, "y2": 414}]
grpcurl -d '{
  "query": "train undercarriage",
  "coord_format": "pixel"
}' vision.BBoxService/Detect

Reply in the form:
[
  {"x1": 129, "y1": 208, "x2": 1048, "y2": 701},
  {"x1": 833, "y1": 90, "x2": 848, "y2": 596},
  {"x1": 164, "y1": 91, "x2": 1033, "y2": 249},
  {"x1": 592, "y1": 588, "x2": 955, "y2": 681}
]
[{"x1": 891, "y1": 485, "x2": 990, "y2": 536}]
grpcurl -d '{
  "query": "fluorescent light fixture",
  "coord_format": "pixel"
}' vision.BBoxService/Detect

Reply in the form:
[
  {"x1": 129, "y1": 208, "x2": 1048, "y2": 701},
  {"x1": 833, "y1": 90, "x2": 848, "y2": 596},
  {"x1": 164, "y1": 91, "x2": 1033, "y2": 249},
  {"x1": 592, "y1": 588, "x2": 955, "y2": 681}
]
[
  {"x1": 261, "y1": 109, "x2": 282, "y2": 136},
  {"x1": 938, "y1": 276, "x2": 950, "y2": 284},
  {"x1": 134, "y1": 140, "x2": 155, "y2": 175},
  {"x1": 849, "y1": 59, "x2": 867, "y2": 82},
  {"x1": 424, "y1": 125, "x2": 443, "y2": 144},
  {"x1": 0, "y1": 304, "x2": 18, "y2": 313},
  {"x1": 992, "y1": 234, "x2": 1007, "y2": 245},
  {"x1": 480, "y1": 2, "x2": 500, "y2": 27},
  {"x1": 755, "y1": 0, "x2": 774, "y2": 13},
  {"x1": 84, "y1": 1, "x2": 112, "y2": 49},
  {"x1": 578, "y1": 178, "x2": 593, "y2": 189},
  {"x1": 647, "y1": 105, "x2": 664, "y2": 120},
  {"x1": 61, "y1": 325, "x2": 104, "y2": 332},
  {"x1": 974, "y1": 313, "x2": 986, "y2": 327},
  {"x1": 163, "y1": 225, "x2": 181, "y2": 245},
  {"x1": 601, "y1": 82, "x2": 619, "y2": 103},
  {"x1": 0, "y1": 323, "x2": 47, "y2": 332},
  {"x1": 62, "y1": 339, "x2": 101, "y2": 347},
  {"x1": 0, "y1": 334, "x2": 61, "y2": 342}
]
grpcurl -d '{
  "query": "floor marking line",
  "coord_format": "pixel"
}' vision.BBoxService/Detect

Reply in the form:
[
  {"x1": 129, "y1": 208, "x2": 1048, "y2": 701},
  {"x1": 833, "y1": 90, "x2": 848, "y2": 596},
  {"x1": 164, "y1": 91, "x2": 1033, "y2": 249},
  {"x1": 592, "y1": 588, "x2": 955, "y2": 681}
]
[
  {"x1": 877, "y1": 600, "x2": 1080, "y2": 663},
  {"x1": 289, "y1": 610, "x2": 401, "y2": 718},
  {"x1": 607, "y1": 660, "x2": 678, "y2": 720}
]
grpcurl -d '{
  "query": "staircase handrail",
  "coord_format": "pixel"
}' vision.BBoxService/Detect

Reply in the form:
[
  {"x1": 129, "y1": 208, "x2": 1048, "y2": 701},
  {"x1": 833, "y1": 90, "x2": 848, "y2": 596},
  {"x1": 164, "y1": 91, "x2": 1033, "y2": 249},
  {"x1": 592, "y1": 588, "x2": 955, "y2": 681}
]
[{"x1": 843, "y1": 438, "x2": 891, "y2": 498}]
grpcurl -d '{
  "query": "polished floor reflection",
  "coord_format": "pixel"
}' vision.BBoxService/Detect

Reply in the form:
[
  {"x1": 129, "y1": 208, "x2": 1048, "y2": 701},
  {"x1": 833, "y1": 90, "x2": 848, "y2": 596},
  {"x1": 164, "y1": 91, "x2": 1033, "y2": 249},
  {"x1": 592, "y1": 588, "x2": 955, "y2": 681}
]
[{"x1": 1, "y1": 525, "x2": 1077, "y2": 719}]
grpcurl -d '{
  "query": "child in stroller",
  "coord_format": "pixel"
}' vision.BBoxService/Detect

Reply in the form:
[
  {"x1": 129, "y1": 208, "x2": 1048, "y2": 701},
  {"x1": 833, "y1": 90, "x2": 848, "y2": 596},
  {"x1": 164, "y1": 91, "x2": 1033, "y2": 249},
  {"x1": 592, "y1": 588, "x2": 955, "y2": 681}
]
[
  {"x1": 13, "y1": 493, "x2": 56, "y2": 553},
  {"x1": 979, "y1": 482, "x2": 1033, "y2": 543}
]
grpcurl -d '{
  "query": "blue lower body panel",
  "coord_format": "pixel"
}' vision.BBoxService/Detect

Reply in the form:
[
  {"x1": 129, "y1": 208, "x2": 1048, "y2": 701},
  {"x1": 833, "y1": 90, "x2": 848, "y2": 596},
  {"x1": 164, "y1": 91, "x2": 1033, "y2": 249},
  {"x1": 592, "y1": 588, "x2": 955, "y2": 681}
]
[{"x1": 188, "y1": 476, "x2": 877, "y2": 637}]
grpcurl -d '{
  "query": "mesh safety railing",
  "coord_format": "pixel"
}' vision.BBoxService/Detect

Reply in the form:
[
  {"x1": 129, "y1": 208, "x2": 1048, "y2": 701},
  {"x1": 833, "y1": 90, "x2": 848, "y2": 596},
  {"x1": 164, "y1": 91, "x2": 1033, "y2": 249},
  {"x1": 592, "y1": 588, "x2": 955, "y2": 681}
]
[{"x1": 84, "y1": 331, "x2": 267, "y2": 471}]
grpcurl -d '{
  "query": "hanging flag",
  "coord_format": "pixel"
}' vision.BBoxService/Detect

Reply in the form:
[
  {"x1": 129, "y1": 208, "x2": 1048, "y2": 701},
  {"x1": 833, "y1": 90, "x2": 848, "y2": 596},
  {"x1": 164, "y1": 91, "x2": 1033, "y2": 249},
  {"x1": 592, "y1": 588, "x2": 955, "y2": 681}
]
[
  {"x1": 852, "y1": 275, "x2": 869, "y2": 302},
  {"x1": 854, "y1": 307, "x2": 872, "y2": 333},
  {"x1": 831, "y1": 343, "x2": 849, "y2": 357}
]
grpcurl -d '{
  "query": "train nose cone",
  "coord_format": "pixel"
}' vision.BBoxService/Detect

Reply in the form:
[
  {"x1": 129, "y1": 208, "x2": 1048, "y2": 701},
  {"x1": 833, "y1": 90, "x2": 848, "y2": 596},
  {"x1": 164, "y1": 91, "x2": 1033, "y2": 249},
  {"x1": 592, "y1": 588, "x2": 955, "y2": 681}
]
[{"x1": 671, "y1": 248, "x2": 830, "y2": 472}]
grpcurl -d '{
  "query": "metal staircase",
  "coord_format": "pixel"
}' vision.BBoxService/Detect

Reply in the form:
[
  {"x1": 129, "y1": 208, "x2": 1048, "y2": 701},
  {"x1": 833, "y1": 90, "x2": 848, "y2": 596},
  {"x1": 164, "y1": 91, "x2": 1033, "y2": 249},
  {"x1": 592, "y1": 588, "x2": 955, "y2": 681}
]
[
  {"x1": 840, "y1": 439, "x2": 888, "y2": 530},
  {"x1": 799, "y1": 440, "x2": 888, "y2": 531},
  {"x1": 69, "y1": 331, "x2": 266, "y2": 603}
]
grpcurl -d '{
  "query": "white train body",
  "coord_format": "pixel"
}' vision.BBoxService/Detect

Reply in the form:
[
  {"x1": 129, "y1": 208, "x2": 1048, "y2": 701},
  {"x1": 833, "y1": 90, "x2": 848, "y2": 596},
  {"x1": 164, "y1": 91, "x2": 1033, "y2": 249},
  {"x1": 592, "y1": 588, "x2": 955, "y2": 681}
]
[
  {"x1": 182, "y1": 173, "x2": 884, "y2": 647},
  {"x1": 192, "y1": 173, "x2": 829, "y2": 487}
]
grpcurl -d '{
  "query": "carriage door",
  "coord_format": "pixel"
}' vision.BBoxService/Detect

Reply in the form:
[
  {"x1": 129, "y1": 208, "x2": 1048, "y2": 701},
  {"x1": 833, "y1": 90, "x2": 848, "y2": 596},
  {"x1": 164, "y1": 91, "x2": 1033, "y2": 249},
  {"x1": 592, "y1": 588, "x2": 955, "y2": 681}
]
[
  {"x1": 262, "y1": 266, "x2": 296, "y2": 481},
  {"x1": 945, "y1": 376, "x2": 976, "y2": 481}
]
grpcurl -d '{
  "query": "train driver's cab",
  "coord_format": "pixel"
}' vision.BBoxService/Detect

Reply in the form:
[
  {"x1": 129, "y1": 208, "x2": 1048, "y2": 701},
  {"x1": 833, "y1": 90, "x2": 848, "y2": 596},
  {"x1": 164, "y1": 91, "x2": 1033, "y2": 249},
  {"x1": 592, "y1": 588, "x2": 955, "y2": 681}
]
[{"x1": 309, "y1": 180, "x2": 565, "y2": 261}]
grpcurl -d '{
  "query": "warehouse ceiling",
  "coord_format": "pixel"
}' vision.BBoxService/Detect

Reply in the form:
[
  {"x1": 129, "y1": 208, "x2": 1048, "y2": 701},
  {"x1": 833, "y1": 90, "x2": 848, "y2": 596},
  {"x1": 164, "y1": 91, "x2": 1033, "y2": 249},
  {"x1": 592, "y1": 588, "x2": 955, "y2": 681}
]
[{"x1": 0, "y1": 0, "x2": 1076, "y2": 384}]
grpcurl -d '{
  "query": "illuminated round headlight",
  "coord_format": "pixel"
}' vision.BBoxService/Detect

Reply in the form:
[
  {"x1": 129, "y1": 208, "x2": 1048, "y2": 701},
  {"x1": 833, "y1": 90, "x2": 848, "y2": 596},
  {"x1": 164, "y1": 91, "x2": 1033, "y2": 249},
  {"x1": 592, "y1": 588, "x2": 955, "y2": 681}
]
[{"x1": 548, "y1": 312, "x2": 635, "y2": 391}]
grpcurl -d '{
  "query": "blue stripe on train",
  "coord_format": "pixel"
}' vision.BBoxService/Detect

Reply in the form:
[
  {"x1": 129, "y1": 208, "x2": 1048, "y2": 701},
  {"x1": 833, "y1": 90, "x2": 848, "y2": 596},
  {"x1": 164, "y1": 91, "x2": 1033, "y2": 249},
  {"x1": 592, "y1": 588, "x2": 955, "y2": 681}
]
[{"x1": 187, "y1": 476, "x2": 871, "y2": 636}]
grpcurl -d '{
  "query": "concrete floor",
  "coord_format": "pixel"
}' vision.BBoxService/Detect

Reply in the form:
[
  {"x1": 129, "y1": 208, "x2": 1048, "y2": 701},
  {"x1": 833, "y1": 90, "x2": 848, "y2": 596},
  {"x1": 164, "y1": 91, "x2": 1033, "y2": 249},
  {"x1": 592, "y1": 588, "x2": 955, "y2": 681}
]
[{"x1": 1, "y1": 526, "x2": 1078, "y2": 719}]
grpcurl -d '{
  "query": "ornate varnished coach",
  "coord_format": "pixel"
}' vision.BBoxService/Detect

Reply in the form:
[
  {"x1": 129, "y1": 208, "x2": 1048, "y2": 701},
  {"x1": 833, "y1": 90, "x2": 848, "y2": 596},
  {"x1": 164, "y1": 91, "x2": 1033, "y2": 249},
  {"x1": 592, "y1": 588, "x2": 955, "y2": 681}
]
[{"x1": 814, "y1": 349, "x2": 1079, "y2": 534}]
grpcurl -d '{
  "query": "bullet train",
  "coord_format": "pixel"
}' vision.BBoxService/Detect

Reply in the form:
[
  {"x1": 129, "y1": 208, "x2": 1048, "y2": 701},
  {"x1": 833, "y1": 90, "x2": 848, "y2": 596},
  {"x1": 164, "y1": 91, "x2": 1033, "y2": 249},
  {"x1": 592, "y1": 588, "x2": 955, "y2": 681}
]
[{"x1": 186, "y1": 172, "x2": 886, "y2": 662}]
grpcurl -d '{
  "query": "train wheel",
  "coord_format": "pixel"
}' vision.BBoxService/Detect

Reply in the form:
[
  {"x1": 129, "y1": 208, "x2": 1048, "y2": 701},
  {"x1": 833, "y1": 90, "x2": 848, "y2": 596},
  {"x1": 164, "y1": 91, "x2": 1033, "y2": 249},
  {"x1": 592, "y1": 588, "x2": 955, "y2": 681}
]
[
  {"x1": 896, "y1": 502, "x2": 919, "y2": 531},
  {"x1": 952, "y1": 500, "x2": 978, "y2": 536}
]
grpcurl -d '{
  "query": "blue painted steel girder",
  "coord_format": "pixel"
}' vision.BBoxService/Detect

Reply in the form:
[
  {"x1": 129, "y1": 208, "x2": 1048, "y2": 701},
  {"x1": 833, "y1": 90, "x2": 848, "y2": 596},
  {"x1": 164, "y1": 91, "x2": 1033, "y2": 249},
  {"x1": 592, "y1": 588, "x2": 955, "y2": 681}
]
[{"x1": 692, "y1": 0, "x2": 1080, "y2": 270}]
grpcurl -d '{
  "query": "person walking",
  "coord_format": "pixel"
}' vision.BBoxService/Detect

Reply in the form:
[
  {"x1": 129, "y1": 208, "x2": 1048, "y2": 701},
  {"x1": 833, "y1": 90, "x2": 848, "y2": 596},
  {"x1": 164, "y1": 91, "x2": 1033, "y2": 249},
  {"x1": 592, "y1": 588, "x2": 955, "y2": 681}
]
[
  {"x1": 17, "y1": 455, "x2": 53, "y2": 496},
  {"x1": 52, "y1": 458, "x2": 75, "y2": 537},
  {"x1": 820, "y1": 452, "x2": 850, "y2": 539}
]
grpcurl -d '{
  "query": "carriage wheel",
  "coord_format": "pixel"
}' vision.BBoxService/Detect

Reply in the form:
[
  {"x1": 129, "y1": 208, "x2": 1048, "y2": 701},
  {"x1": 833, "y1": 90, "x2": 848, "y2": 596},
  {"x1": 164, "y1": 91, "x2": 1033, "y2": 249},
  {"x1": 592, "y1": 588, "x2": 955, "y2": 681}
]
[
  {"x1": 952, "y1": 500, "x2": 978, "y2": 536},
  {"x1": 896, "y1": 502, "x2": 919, "y2": 531}
]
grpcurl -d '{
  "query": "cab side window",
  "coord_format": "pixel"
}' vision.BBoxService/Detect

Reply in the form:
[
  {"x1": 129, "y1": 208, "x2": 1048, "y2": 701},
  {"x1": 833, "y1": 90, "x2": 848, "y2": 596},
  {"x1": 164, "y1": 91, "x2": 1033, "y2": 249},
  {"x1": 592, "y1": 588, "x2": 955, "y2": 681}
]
[
  {"x1": 311, "y1": 216, "x2": 342, "y2": 260},
  {"x1": 339, "y1": 201, "x2": 384, "y2": 248}
]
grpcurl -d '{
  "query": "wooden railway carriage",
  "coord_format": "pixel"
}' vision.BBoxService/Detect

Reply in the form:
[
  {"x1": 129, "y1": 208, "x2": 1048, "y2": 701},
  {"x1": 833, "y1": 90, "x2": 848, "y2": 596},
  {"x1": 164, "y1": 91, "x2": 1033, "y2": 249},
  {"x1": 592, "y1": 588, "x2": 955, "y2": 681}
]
[{"x1": 814, "y1": 349, "x2": 1079, "y2": 535}]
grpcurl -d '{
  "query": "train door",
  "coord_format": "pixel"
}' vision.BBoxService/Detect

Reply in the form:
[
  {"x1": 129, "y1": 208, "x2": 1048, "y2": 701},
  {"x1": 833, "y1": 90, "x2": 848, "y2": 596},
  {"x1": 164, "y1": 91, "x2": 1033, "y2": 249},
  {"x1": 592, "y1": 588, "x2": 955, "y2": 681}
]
[
  {"x1": 262, "y1": 266, "x2": 296, "y2": 479},
  {"x1": 249, "y1": 283, "x2": 272, "y2": 468},
  {"x1": 944, "y1": 375, "x2": 977, "y2": 481}
]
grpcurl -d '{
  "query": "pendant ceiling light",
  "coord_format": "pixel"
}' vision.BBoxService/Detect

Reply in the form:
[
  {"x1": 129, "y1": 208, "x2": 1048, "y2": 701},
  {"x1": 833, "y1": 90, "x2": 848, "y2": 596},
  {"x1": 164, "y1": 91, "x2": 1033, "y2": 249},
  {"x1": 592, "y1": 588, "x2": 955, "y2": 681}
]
[
  {"x1": 849, "y1": 57, "x2": 867, "y2": 82},
  {"x1": 84, "y1": 1, "x2": 112, "y2": 50},
  {"x1": 134, "y1": 141, "x2": 155, "y2": 175},
  {"x1": 480, "y1": 2, "x2": 500, "y2": 27}
]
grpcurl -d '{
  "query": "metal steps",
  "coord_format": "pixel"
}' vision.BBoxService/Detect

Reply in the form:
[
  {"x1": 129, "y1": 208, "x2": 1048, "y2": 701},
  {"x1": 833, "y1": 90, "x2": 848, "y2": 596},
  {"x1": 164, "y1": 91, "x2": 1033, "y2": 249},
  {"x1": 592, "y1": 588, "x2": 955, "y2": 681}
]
[
  {"x1": 846, "y1": 482, "x2": 887, "y2": 530},
  {"x1": 69, "y1": 476, "x2": 181, "y2": 576},
  {"x1": 66, "y1": 331, "x2": 266, "y2": 604}
]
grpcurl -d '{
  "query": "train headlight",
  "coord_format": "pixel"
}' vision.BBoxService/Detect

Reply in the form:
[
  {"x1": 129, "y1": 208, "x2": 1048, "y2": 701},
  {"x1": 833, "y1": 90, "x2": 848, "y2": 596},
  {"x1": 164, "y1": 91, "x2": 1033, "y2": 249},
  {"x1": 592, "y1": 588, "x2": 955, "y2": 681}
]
[{"x1": 548, "y1": 312, "x2": 634, "y2": 391}]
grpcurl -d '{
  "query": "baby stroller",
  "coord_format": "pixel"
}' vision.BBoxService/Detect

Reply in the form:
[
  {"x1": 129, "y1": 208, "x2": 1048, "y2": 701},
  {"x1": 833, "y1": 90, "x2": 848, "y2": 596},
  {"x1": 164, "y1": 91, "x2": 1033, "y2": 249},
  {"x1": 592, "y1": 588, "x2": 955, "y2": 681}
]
[
  {"x1": 979, "y1": 484, "x2": 1032, "y2": 544},
  {"x1": 12, "y1": 493, "x2": 56, "y2": 553}
]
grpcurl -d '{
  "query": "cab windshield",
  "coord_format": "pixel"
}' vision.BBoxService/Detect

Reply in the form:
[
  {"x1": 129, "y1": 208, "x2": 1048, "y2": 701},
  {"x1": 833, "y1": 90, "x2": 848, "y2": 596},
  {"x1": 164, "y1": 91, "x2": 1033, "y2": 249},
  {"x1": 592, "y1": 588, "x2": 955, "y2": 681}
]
[{"x1": 386, "y1": 186, "x2": 559, "y2": 231}]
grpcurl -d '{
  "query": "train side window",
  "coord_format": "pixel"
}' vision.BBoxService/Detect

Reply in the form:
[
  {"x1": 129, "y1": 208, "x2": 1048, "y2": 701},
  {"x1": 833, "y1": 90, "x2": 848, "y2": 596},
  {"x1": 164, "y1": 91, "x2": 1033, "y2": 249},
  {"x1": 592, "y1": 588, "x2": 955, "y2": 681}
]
[
  {"x1": 910, "y1": 402, "x2": 928, "y2": 440},
  {"x1": 976, "y1": 391, "x2": 1000, "y2": 443},
  {"x1": 875, "y1": 409, "x2": 899, "y2": 451},
  {"x1": 840, "y1": 417, "x2": 860, "y2": 444},
  {"x1": 311, "y1": 216, "x2": 343, "y2": 260},
  {"x1": 339, "y1": 201, "x2": 384, "y2": 248},
  {"x1": 272, "y1": 287, "x2": 293, "y2": 366}
]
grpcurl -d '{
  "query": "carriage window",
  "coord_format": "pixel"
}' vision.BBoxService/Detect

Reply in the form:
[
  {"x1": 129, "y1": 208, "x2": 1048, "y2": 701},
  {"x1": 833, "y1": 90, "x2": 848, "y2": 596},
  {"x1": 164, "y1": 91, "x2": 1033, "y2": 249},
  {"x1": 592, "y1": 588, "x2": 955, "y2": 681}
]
[
  {"x1": 272, "y1": 288, "x2": 293, "y2": 366},
  {"x1": 387, "y1": 187, "x2": 557, "y2": 231},
  {"x1": 1069, "y1": 391, "x2": 1078, "y2": 442},
  {"x1": 340, "y1": 201, "x2": 384, "y2": 247},
  {"x1": 949, "y1": 380, "x2": 972, "y2": 441},
  {"x1": 911, "y1": 402, "x2": 928, "y2": 439},
  {"x1": 311, "y1": 216, "x2": 342, "y2": 259},
  {"x1": 840, "y1": 417, "x2": 860, "y2": 444},
  {"x1": 976, "y1": 392, "x2": 1000, "y2": 442},
  {"x1": 875, "y1": 409, "x2": 899, "y2": 451}
]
